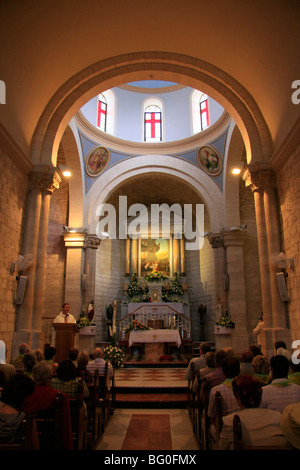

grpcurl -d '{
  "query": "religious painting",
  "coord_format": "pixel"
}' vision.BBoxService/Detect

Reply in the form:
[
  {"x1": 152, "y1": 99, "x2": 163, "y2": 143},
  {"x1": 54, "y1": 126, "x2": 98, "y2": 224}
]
[
  {"x1": 85, "y1": 146, "x2": 109, "y2": 177},
  {"x1": 140, "y1": 239, "x2": 170, "y2": 278},
  {"x1": 198, "y1": 145, "x2": 222, "y2": 176}
]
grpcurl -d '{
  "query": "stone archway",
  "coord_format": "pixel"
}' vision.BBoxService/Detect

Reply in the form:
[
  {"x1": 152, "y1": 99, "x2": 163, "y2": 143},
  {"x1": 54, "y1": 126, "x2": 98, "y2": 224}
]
[{"x1": 30, "y1": 52, "x2": 273, "y2": 168}]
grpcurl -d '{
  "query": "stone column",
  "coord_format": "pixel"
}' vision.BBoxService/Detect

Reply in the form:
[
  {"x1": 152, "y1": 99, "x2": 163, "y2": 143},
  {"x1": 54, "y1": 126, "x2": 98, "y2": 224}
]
[
  {"x1": 131, "y1": 238, "x2": 138, "y2": 275},
  {"x1": 180, "y1": 239, "x2": 186, "y2": 274},
  {"x1": 83, "y1": 234, "x2": 101, "y2": 309},
  {"x1": 125, "y1": 237, "x2": 130, "y2": 276},
  {"x1": 223, "y1": 230, "x2": 249, "y2": 351},
  {"x1": 173, "y1": 237, "x2": 179, "y2": 274},
  {"x1": 243, "y1": 164, "x2": 291, "y2": 356},
  {"x1": 13, "y1": 167, "x2": 61, "y2": 355},
  {"x1": 63, "y1": 231, "x2": 86, "y2": 318}
]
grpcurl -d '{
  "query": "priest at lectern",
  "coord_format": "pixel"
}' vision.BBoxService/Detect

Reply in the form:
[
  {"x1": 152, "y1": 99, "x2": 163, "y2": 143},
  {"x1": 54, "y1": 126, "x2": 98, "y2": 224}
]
[{"x1": 54, "y1": 302, "x2": 77, "y2": 324}]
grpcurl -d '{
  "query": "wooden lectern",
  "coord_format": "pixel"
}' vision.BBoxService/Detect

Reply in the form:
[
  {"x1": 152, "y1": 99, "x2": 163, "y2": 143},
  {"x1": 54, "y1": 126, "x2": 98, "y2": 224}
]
[{"x1": 52, "y1": 323, "x2": 79, "y2": 364}]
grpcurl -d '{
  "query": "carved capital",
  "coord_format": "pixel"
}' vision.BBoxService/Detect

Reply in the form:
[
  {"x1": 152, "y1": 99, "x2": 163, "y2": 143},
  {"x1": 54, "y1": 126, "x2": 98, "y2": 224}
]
[
  {"x1": 29, "y1": 169, "x2": 61, "y2": 194},
  {"x1": 208, "y1": 233, "x2": 224, "y2": 248},
  {"x1": 243, "y1": 164, "x2": 275, "y2": 192},
  {"x1": 84, "y1": 234, "x2": 101, "y2": 249}
]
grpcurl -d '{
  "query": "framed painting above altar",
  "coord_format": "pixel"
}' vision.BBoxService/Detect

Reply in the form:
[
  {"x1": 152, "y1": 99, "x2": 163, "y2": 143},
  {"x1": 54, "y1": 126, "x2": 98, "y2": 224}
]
[{"x1": 140, "y1": 238, "x2": 170, "y2": 277}]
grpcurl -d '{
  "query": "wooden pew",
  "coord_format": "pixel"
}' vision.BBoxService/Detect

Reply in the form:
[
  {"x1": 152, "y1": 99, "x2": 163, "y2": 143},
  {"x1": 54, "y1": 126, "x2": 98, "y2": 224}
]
[
  {"x1": 0, "y1": 414, "x2": 38, "y2": 450},
  {"x1": 198, "y1": 377, "x2": 210, "y2": 450},
  {"x1": 68, "y1": 378, "x2": 88, "y2": 450},
  {"x1": 34, "y1": 392, "x2": 65, "y2": 449},
  {"x1": 86, "y1": 369, "x2": 102, "y2": 447},
  {"x1": 98, "y1": 362, "x2": 115, "y2": 429}
]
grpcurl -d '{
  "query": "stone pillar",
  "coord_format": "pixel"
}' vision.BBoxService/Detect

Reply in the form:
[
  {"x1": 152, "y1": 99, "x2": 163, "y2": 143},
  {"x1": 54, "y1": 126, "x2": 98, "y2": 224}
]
[
  {"x1": 63, "y1": 231, "x2": 86, "y2": 318},
  {"x1": 243, "y1": 164, "x2": 291, "y2": 356},
  {"x1": 125, "y1": 237, "x2": 130, "y2": 276},
  {"x1": 13, "y1": 167, "x2": 61, "y2": 356},
  {"x1": 173, "y1": 237, "x2": 179, "y2": 274},
  {"x1": 180, "y1": 239, "x2": 185, "y2": 274},
  {"x1": 131, "y1": 238, "x2": 138, "y2": 275},
  {"x1": 83, "y1": 234, "x2": 101, "y2": 309},
  {"x1": 223, "y1": 230, "x2": 249, "y2": 352}
]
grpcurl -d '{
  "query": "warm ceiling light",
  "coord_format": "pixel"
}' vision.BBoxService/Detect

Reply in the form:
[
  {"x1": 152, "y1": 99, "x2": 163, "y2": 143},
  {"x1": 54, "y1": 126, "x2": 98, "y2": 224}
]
[
  {"x1": 232, "y1": 168, "x2": 241, "y2": 175},
  {"x1": 59, "y1": 164, "x2": 72, "y2": 177}
]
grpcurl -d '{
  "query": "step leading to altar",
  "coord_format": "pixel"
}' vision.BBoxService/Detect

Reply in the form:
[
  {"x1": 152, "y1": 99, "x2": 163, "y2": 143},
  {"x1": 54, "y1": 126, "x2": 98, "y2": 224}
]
[{"x1": 114, "y1": 367, "x2": 188, "y2": 409}]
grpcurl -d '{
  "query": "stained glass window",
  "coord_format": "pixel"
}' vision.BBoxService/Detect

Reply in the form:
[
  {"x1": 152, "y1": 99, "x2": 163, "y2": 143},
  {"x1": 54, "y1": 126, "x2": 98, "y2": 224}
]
[
  {"x1": 144, "y1": 105, "x2": 162, "y2": 142},
  {"x1": 97, "y1": 94, "x2": 107, "y2": 132}
]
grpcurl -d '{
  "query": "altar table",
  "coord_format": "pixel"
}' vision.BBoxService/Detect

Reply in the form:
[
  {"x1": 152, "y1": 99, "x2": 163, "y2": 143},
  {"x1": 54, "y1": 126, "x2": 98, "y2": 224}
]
[
  {"x1": 129, "y1": 329, "x2": 181, "y2": 347},
  {"x1": 129, "y1": 329, "x2": 181, "y2": 360}
]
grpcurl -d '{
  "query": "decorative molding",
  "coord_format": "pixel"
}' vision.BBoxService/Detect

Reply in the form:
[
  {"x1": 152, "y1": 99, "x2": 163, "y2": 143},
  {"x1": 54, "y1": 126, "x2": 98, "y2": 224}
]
[
  {"x1": 74, "y1": 109, "x2": 231, "y2": 156},
  {"x1": 28, "y1": 167, "x2": 61, "y2": 194},
  {"x1": 243, "y1": 163, "x2": 275, "y2": 192},
  {"x1": 84, "y1": 234, "x2": 101, "y2": 249}
]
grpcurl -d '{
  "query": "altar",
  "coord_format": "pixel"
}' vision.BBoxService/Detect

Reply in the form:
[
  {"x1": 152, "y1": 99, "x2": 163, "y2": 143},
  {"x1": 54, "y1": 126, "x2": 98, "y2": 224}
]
[{"x1": 129, "y1": 329, "x2": 181, "y2": 360}]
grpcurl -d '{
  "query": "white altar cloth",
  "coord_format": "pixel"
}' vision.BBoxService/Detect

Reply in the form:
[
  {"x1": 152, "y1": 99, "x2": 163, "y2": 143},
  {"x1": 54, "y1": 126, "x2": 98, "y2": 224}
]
[{"x1": 129, "y1": 329, "x2": 181, "y2": 347}]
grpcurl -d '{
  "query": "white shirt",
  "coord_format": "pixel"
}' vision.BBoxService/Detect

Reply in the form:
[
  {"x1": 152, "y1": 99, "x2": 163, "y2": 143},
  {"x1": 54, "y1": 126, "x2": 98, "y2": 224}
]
[{"x1": 53, "y1": 311, "x2": 77, "y2": 323}]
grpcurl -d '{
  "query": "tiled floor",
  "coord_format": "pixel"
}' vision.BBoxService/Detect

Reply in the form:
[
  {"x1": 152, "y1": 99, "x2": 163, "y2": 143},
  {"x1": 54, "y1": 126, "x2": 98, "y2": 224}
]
[
  {"x1": 96, "y1": 367, "x2": 199, "y2": 451},
  {"x1": 96, "y1": 408, "x2": 200, "y2": 451},
  {"x1": 114, "y1": 367, "x2": 188, "y2": 388}
]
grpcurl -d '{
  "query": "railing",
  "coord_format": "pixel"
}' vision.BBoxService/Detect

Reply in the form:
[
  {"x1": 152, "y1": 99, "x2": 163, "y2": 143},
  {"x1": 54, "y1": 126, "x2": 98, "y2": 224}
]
[{"x1": 117, "y1": 303, "x2": 192, "y2": 340}]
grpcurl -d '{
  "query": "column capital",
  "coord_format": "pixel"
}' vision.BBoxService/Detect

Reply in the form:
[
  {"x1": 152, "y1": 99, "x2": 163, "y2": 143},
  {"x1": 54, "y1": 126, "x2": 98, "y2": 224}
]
[
  {"x1": 243, "y1": 163, "x2": 275, "y2": 192},
  {"x1": 29, "y1": 166, "x2": 61, "y2": 194},
  {"x1": 208, "y1": 233, "x2": 224, "y2": 248},
  {"x1": 84, "y1": 234, "x2": 101, "y2": 249}
]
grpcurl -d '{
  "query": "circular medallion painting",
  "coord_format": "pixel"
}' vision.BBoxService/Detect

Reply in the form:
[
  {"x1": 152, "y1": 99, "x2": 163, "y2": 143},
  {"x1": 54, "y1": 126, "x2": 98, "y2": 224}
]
[
  {"x1": 85, "y1": 146, "x2": 109, "y2": 177},
  {"x1": 198, "y1": 145, "x2": 222, "y2": 176}
]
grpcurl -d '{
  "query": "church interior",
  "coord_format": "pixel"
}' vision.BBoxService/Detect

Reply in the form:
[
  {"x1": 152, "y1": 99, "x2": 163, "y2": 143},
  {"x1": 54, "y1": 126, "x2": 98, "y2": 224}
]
[{"x1": 0, "y1": 0, "x2": 300, "y2": 452}]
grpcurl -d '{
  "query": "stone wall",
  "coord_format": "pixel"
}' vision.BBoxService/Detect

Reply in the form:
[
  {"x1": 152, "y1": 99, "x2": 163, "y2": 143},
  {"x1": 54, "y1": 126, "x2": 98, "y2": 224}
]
[
  {"x1": 0, "y1": 149, "x2": 28, "y2": 360},
  {"x1": 276, "y1": 143, "x2": 300, "y2": 341},
  {"x1": 95, "y1": 238, "x2": 126, "y2": 342}
]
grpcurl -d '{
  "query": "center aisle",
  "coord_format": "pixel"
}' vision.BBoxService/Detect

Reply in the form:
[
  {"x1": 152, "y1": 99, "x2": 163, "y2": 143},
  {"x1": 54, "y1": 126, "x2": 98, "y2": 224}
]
[{"x1": 95, "y1": 366, "x2": 200, "y2": 451}]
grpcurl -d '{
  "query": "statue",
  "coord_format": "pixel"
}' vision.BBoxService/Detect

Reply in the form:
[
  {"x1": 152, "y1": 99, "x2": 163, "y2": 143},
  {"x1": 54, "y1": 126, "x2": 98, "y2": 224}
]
[{"x1": 87, "y1": 300, "x2": 95, "y2": 322}]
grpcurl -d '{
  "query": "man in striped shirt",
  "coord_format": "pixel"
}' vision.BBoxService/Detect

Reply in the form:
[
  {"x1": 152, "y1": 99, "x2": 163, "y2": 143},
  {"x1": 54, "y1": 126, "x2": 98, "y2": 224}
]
[{"x1": 261, "y1": 355, "x2": 300, "y2": 413}]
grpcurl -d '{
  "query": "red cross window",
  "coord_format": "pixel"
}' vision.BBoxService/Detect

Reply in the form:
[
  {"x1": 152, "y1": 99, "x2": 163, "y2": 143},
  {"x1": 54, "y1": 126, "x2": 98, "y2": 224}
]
[
  {"x1": 200, "y1": 97, "x2": 209, "y2": 131},
  {"x1": 144, "y1": 105, "x2": 162, "y2": 142},
  {"x1": 97, "y1": 94, "x2": 107, "y2": 132}
]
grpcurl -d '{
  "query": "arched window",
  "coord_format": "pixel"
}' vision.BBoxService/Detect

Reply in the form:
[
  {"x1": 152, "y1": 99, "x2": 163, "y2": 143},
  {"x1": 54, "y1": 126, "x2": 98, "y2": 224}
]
[
  {"x1": 200, "y1": 93, "x2": 210, "y2": 131},
  {"x1": 144, "y1": 102, "x2": 163, "y2": 142},
  {"x1": 190, "y1": 90, "x2": 210, "y2": 135},
  {"x1": 97, "y1": 94, "x2": 107, "y2": 132}
]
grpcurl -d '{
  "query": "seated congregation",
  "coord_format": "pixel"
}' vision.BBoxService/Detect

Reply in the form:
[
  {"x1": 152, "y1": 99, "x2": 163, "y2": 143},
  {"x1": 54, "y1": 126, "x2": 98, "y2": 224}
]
[
  {"x1": 187, "y1": 341, "x2": 300, "y2": 450},
  {"x1": 0, "y1": 342, "x2": 114, "y2": 450}
]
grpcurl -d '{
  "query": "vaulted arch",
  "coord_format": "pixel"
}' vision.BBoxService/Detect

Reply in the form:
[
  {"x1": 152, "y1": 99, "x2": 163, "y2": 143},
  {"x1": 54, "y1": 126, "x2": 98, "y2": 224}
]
[{"x1": 30, "y1": 52, "x2": 273, "y2": 168}]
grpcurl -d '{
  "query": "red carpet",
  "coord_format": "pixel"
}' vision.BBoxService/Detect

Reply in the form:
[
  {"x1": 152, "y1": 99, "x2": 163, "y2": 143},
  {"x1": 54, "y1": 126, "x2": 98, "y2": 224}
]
[{"x1": 121, "y1": 414, "x2": 172, "y2": 450}]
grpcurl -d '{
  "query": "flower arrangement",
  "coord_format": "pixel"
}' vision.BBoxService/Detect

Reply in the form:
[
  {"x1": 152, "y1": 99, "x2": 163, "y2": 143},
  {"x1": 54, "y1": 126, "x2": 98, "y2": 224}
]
[
  {"x1": 145, "y1": 270, "x2": 167, "y2": 282},
  {"x1": 127, "y1": 274, "x2": 143, "y2": 298},
  {"x1": 161, "y1": 273, "x2": 183, "y2": 302},
  {"x1": 103, "y1": 345, "x2": 125, "y2": 369},
  {"x1": 77, "y1": 316, "x2": 92, "y2": 329},
  {"x1": 216, "y1": 312, "x2": 235, "y2": 328},
  {"x1": 125, "y1": 319, "x2": 150, "y2": 333}
]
